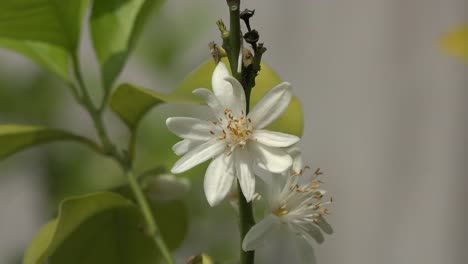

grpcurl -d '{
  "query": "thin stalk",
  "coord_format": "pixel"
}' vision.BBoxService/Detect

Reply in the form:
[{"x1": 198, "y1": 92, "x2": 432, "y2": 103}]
[
  {"x1": 127, "y1": 171, "x2": 175, "y2": 264},
  {"x1": 227, "y1": 0, "x2": 241, "y2": 80},
  {"x1": 238, "y1": 87, "x2": 255, "y2": 264},
  {"x1": 69, "y1": 54, "x2": 175, "y2": 264},
  {"x1": 71, "y1": 54, "x2": 113, "y2": 153},
  {"x1": 226, "y1": 1, "x2": 256, "y2": 263}
]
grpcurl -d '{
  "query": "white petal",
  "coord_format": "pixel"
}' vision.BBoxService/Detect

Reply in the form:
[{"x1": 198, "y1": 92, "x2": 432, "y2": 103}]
[
  {"x1": 212, "y1": 62, "x2": 234, "y2": 106},
  {"x1": 166, "y1": 117, "x2": 214, "y2": 141},
  {"x1": 235, "y1": 149, "x2": 255, "y2": 202},
  {"x1": 212, "y1": 62, "x2": 231, "y2": 95},
  {"x1": 251, "y1": 143, "x2": 293, "y2": 173},
  {"x1": 223, "y1": 76, "x2": 246, "y2": 116},
  {"x1": 193, "y1": 88, "x2": 224, "y2": 119},
  {"x1": 268, "y1": 173, "x2": 287, "y2": 210},
  {"x1": 204, "y1": 153, "x2": 235, "y2": 206},
  {"x1": 291, "y1": 158, "x2": 303, "y2": 175},
  {"x1": 301, "y1": 225, "x2": 325, "y2": 244},
  {"x1": 171, "y1": 140, "x2": 225, "y2": 173},
  {"x1": 248, "y1": 82, "x2": 292, "y2": 129},
  {"x1": 292, "y1": 231, "x2": 317, "y2": 264},
  {"x1": 286, "y1": 144, "x2": 304, "y2": 175},
  {"x1": 253, "y1": 130, "x2": 300, "y2": 147},
  {"x1": 172, "y1": 139, "x2": 203, "y2": 155},
  {"x1": 242, "y1": 214, "x2": 280, "y2": 251}
]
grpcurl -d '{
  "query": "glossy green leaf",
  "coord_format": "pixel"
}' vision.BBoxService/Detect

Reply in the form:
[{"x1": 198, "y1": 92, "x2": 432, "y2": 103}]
[
  {"x1": 0, "y1": 124, "x2": 102, "y2": 161},
  {"x1": 90, "y1": 0, "x2": 165, "y2": 89},
  {"x1": 22, "y1": 192, "x2": 162, "y2": 264},
  {"x1": 110, "y1": 83, "x2": 201, "y2": 129},
  {"x1": 0, "y1": 40, "x2": 71, "y2": 81},
  {"x1": 0, "y1": 0, "x2": 90, "y2": 80},
  {"x1": 172, "y1": 58, "x2": 304, "y2": 136},
  {"x1": 440, "y1": 24, "x2": 468, "y2": 60}
]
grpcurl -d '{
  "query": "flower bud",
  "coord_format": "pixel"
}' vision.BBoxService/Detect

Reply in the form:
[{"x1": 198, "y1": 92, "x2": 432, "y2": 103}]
[
  {"x1": 240, "y1": 9, "x2": 255, "y2": 20},
  {"x1": 240, "y1": 9, "x2": 255, "y2": 31},
  {"x1": 243, "y1": 29, "x2": 259, "y2": 45}
]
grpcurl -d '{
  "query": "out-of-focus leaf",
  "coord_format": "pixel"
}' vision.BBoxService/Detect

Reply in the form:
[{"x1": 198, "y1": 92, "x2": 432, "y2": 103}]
[
  {"x1": 0, "y1": 40, "x2": 71, "y2": 81},
  {"x1": 172, "y1": 58, "x2": 304, "y2": 136},
  {"x1": 46, "y1": 146, "x2": 124, "y2": 207},
  {"x1": 440, "y1": 24, "x2": 468, "y2": 60},
  {"x1": 22, "y1": 192, "x2": 161, "y2": 264},
  {"x1": 115, "y1": 183, "x2": 190, "y2": 250},
  {"x1": 90, "y1": 0, "x2": 165, "y2": 89},
  {"x1": 187, "y1": 253, "x2": 214, "y2": 264},
  {"x1": 0, "y1": 124, "x2": 101, "y2": 161},
  {"x1": 0, "y1": 0, "x2": 90, "y2": 80},
  {"x1": 110, "y1": 83, "x2": 201, "y2": 129},
  {"x1": 0, "y1": 0, "x2": 89, "y2": 51},
  {"x1": 151, "y1": 200, "x2": 189, "y2": 250}
]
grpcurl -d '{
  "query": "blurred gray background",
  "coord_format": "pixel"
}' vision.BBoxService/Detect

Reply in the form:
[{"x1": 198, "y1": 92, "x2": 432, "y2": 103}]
[{"x1": 0, "y1": 0, "x2": 467, "y2": 263}]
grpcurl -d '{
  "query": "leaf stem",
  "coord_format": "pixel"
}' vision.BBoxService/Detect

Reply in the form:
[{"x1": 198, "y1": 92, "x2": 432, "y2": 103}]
[
  {"x1": 71, "y1": 54, "x2": 114, "y2": 154},
  {"x1": 127, "y1": 170, "x2": 175, "y2": 264},
  {"x1": 69, "y1": 53, "x2": 175, "y2": 264},
  {"x1": 225, "y1": 1, "x2": 256, "y2": 263}
]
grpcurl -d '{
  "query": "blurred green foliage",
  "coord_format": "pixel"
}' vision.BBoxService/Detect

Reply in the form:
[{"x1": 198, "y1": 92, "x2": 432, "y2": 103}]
[{"x1": 0, "y1": 0, "x2": 304, "y2": 263}]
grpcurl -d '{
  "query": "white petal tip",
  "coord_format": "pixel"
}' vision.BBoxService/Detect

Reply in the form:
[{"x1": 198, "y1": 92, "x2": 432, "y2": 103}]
[
  {"x1": 192, "y1": 88, "x2": 206, "y2": 95},
  {"x1": 206, "y1": 197, "x2": 221, "y2": 207},
  {"x1": 290, "y1": 136, "x2": 301, "y2": 145},
  {"x1": 241, "y1": 243, "x2": 250, "y2": 252},
  {"x1": 243, "y1": 191, "x2": 254, "y2": 203},
  {"x1": 280, "y1": 82, "x2": 292, "y2": 89}
]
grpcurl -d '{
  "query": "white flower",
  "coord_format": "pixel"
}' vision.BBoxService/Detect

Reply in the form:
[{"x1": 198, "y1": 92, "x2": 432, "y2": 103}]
[
  {"x1": 166, "y1": 62, "x2": 300, "y2": 206},
  {"x1": 242, "y1": 167, "x2": 332, "y2": 261}
]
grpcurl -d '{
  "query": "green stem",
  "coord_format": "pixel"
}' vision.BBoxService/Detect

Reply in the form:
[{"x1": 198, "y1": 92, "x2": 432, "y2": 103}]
[
  {"x1": 71, "y1": 54, "x2": 113, "y2": 153},
  {"x1": 225, "y1": 1, "x2": 255, "y2": 263},
  {"x1": 238, "y1": 88, "x2": 255, "y2": 264},
  {"x1": 227, "y1": 0, "x2": 241, "y2": 80},
  {"x1": 127, "y1": 171, "x2": 175, "y2": 264},
  {"x1": 69, "y1": 53, "x2": 175, "y2": 264},
  {"x1": 237, "y1": 183, "x2": 255, "y2": 264}
]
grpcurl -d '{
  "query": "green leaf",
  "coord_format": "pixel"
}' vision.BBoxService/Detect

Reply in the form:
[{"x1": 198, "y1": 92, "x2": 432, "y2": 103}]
[
  {"x1": 440, "y1": 24, "x2": 468, "y2": 60},
  {"x1": 110, "y1": 83, "x2": 201, "y2": 129},
  {"x1": 22, "y1": 192, "x2": 161, "y2": 264},
  {"x1": 90, "y1": 0, "x2": 165, "y2": 90},
  {"x1": 151, "y1": 200, "x2": 189, "y2": 250},
  {"x1": 116, "y1": 185, "x2": 190, "y2": 250},
  {"x1": 0, "y1": 124, "x2": 102, "y2": 161},
  {"x1": 0, "y1": 0, "x2": 90, "y2": 80},
  {"x1": 0, "y1": 40, "x2": 71, "y2": 81},
  {"x1": 172, "y1": 58, "x2": 304, "y2": 136}
]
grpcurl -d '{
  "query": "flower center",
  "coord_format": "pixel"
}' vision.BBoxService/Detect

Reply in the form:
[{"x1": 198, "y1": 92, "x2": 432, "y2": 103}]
[
  {"x1": 273, "y1": 206, "x2": 289, "y2": 216},
  {"x1": 212, "y1": 109, "x2": 253, "y2": 155},
  {"x1": 273, "y1": 170, "x2": 332, "y2": 223}
]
